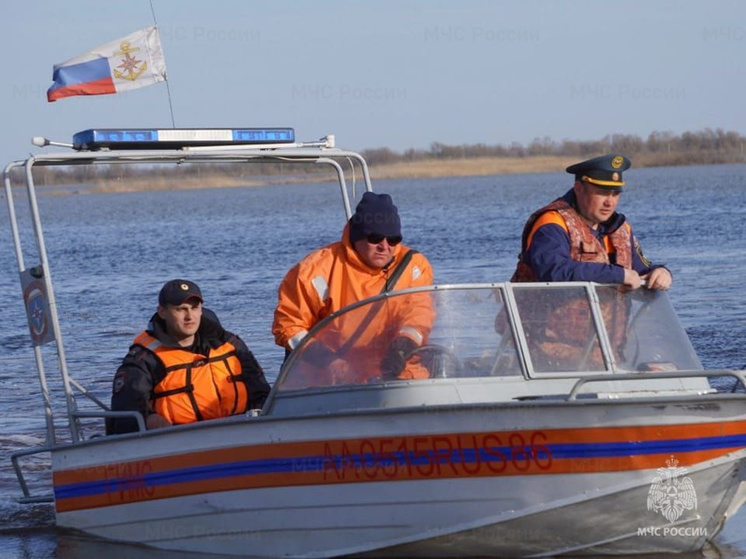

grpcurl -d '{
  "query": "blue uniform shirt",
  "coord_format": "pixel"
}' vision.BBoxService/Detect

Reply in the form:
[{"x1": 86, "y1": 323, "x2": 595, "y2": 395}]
[{"x1": 524, "y1": 194, "x2": 659, "y2": 283}]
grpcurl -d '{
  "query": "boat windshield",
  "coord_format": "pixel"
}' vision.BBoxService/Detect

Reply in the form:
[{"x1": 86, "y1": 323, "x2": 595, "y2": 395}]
[{"x1": 275, "y1": 283, "x2": 703, "y2": 392}]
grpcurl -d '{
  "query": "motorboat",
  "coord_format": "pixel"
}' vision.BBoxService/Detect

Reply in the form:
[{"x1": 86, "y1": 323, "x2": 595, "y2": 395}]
[{"x1": 5, "y1": 128, "x2": 746, "y2": 557}]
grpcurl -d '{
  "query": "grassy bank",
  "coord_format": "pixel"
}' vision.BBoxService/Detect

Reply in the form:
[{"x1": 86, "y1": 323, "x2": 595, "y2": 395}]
[
  {"x1": 368, "y1": 151, "x2": 745, "y2": 180},
  {"x1": 24, "y1": 150, "x2": 746, "y2": 195},
  {"x1": 38, "y1": 156, "x2": 572, "y2": 195},
  {"x1": 368, "y1": 155, "x2": 568, "y2": 180}
]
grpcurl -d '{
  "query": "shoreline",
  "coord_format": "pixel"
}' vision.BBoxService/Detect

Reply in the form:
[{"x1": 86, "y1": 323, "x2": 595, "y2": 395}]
[
  {"x1": 369, "y1": 155, "x2": 567, "y2": 180},
  {"x1": 368, "y1": 152, "x2": 746, "y2": 180},
  {"x1": 22, "y1": 153, "x2": 746, "y2": 195}
]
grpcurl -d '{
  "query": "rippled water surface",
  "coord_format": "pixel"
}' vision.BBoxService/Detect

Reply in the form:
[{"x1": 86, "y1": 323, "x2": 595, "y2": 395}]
[{"x1": 1, "y1": 163, "x2": 745, "y2": 558}]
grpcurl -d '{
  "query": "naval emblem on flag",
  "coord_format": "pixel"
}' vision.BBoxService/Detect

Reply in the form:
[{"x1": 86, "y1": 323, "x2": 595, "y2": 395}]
[{"x1": 47, "y1": 26, "x2": 167, "y2": 102}]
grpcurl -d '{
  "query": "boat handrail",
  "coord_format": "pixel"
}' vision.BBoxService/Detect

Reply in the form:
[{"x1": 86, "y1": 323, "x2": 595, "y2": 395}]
[
  {"x1": 4, "y1": 135, "x2": 373, "y2": 446},
  {"x1": 10, "y1": 409, "x2": 145, "y2": 504},
  {"x1": 69, "y1": 376, "x2": 110, "y2": 410},
  {"x1": 566, "y1": 369, "x2": 746, "y2": 400},
  {"x1": 73, "y1": 410, "x2": 147, "y2": 432},
  {"x1": 10, "y1": 445, "x2": 55, "y2": 504}
]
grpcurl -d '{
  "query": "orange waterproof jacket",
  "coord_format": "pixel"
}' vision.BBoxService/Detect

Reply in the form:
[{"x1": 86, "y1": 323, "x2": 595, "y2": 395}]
[
  {"x1": 133, "y1": 332, "x2": 248, "y2": 424},
  {"x1": 273, "y1": 224, "x2": 434, "y2": 382}
]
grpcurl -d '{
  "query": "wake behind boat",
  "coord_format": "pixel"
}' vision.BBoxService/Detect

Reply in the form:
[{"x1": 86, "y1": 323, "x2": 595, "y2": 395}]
[{"x1": 4, "y1": 128, "x2": 746, "y2": 557}]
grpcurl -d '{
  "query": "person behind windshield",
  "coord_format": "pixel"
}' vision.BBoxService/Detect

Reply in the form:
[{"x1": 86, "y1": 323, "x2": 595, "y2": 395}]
[
  {"x1": 273, "y1": 192, "x2": 434, "y2": 386},
  {"x1": 511, "y1": 154, "x2": 672, "y2": 290},
  {"x1": 509, "y1": 154, "x2": 672, "y2": 371},
  {"x1": 106, "y1": 279, "x2": 270, "y2": 434}
]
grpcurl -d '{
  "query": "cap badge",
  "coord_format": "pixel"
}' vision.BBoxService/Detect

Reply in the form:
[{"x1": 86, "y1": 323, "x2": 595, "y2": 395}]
[
  {"x1": 611, "y1": 156, "x2": 624, "y2": 169},
  {"x1": 180, "y1": 283, "x2": 190, "y2": 291},
  {"x1": 612, "y1": 172, "x2": 620, "y2": 182}
]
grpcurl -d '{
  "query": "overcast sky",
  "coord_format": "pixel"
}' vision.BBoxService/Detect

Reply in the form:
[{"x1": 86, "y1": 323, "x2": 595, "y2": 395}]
[{"x1": 1, "y1": 0, "x2": 744, "y2": 162}]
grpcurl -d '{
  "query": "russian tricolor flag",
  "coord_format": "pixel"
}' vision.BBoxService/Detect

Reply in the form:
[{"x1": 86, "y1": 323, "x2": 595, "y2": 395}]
[{"x1": 47, "y1": 26, "x2": 167, "y2": 102}]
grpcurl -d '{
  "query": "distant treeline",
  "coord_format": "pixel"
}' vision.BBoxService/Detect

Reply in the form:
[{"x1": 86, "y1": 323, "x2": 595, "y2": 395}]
[
  {"x1": 360, "y1": 128, "x2": 746, "y2": 166},
  {"x1": 14, "y1": 128, "x2": 746, "y2": 187}
]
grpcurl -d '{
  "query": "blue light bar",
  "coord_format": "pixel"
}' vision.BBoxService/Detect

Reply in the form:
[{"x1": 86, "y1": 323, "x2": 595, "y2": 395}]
[{"x1": 72, "y1": 127, "x2": 296, "y2": 150}]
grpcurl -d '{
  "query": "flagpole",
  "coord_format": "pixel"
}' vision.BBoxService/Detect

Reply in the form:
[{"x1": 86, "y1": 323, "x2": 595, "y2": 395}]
[{"x1": 149, "y1": 0, "x2": 176, "y2": 128}]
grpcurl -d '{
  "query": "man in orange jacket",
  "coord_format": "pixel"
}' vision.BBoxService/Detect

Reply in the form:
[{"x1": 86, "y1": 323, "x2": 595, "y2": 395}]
[
  {"x1": 273, "y1": 192, "x2": 435, "y2": 387},
  {"x1": 107, "y1": 279, "x2": 270, "y2": 434}
]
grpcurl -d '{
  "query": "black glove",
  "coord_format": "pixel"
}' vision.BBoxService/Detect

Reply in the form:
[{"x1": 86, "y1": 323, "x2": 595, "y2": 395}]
[
  {"x1": 381, "y1": 337, "x2": 418, "y2": 379},
  {"x1": 299, "y1": 341, "x2": 338, "y2": 368}
]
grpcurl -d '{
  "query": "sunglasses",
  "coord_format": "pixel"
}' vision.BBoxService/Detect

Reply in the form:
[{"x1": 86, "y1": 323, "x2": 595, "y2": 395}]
[{"x1": 366, "y1": 233, "x2": 402, "y2": 246}]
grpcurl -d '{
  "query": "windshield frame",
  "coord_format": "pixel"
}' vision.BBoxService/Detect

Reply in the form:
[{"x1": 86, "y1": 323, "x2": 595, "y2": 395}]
[{"x1": 266, "y1": 282, "x2": 702, "y2": 409}]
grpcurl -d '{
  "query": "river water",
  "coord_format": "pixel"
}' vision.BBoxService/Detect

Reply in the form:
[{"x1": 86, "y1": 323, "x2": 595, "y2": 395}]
[{"x1": 1, "y1": 163, "x2": 745, "y2": 558}]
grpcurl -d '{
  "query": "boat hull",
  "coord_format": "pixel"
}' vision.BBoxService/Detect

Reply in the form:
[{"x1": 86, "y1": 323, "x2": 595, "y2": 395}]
[{"x1": 53, "y1": 395, "x2": 746, "y2": 557}]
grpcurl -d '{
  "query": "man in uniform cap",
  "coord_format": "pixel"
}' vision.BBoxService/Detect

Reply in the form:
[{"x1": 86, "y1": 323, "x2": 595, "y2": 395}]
[
  {"x1": 509, "y1": 154, "x2": 672, "y2": 373},
  {"x1": 273, "y1": 192, "x2": 434, "y2": 386},
  {"x1": 107, "y1": 279, "x2": 270, "y2": 434},
  {"x1": 511, "y1": 154, "x2": 672, "y2": 289}
]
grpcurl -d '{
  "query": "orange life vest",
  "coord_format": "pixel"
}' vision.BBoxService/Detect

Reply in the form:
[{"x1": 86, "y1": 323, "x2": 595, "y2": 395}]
[
  {"x1": 133, "y1": 332, "x2": 248, "y2": 425},
  {"x1": 512, "y1": 198, "x2": 632, "y2": 282},
  {"x1": 510, "y1": 199, "x2": 632, "y2": 370}
]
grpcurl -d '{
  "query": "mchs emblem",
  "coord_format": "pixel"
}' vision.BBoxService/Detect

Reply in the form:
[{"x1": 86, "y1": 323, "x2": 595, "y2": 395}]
[{"x1": 647, "y1": 456, "x2": 697, "y2": 522}]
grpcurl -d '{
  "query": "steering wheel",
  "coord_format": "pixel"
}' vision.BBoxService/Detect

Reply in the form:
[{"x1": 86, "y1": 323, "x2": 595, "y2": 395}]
[{"x1": 405, "y1": 344, "x2": 462, "y2": 378}]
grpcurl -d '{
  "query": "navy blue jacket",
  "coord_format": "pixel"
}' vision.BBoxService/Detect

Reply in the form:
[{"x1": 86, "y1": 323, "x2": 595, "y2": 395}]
[{"x1": 524, "y1": 190, "x2": 661, "y2": 283}]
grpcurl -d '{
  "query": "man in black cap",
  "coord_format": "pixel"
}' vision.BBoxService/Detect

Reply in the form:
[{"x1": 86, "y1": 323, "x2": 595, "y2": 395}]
[
  {"x1": 107, "y1": 279, "x2": 270, "y2": 434},
  {"x1": 273, "y1": 192, "x2": 434, "y2": 386},
  {"x1": 511, "y1": 154, "x2": 672, "y2": 289}
]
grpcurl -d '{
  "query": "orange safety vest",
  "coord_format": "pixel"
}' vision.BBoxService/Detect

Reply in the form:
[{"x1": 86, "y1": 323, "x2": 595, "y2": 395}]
[
  {"x1": 511, "y1": 199, "x2": 632, "y2": 370},
  {"x1": 512, "y1": 198, "x2": 632, "y2": 283},
  {"x1": 133, "y1": 332, "x2": 249, "y2": 425}
]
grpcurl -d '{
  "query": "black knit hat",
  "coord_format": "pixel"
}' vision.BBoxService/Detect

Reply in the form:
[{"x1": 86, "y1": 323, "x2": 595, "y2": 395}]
[{"x1": 349, "y1": 192, "x2": 402, "y2": 243}]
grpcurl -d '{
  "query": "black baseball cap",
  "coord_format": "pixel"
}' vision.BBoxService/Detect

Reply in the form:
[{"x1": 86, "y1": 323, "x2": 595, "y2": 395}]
[{"x1": 158, "y1": 279, "x2": 203, "y2": 306}]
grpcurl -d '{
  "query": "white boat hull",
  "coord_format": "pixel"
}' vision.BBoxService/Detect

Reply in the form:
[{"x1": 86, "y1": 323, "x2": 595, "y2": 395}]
[
  {"x1": 7, "y1": 141, "x2": 746, "y2": 557},
  {"x1": 53, "y1": 396, "x2": 746, "y2": 557}
]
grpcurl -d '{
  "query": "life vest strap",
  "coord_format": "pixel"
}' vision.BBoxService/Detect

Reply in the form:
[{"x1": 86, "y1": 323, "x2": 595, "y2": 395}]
[
  {"x1": 151, "y1": 344, "x2": 243, "y2": 423},
  {"x1": 152, "y1": 385, "x2": 195, "y2": 399}
]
